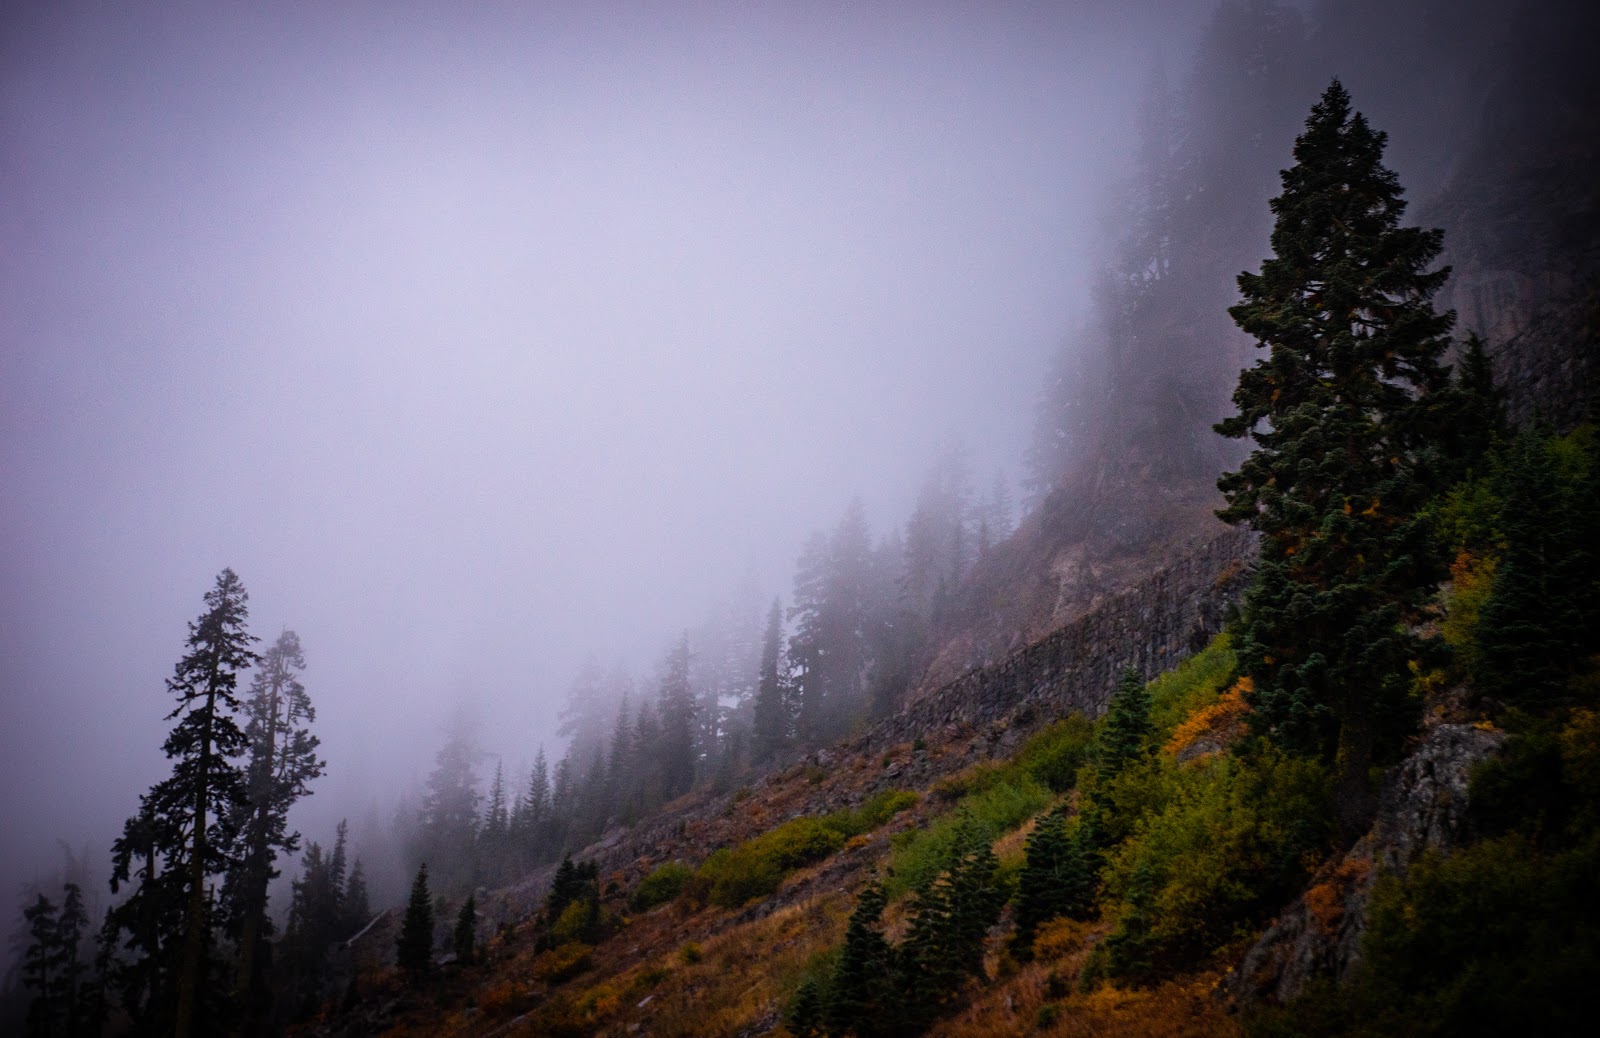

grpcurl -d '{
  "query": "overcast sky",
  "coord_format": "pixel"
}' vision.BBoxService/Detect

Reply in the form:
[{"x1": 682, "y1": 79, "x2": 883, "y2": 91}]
[{"x1": 0, "y1": 0, "x2": 1214, "y2": 905}]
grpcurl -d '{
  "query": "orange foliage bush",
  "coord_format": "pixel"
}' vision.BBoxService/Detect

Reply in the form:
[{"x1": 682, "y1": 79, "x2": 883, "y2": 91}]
[{"x1": 1164, "y1": 679, "x2": 1252, "y2": 759}]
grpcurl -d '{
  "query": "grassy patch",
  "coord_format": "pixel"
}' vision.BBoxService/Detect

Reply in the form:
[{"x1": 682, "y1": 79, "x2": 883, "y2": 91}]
[
  {"x1": 887, "y1": 772, "x2": 1052, "y2": 899},
  {"x1": 681, "y1": 790, "x2": 919, "y2": 909}
]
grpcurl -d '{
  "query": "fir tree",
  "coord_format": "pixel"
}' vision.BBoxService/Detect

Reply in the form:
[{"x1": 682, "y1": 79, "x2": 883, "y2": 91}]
[
  {"x1": 452, "y1": 894, "x2": 477, "y2": 965},
  {"x1": 225, "y1": 627, "x2": 322, "y2": 1014},
  {"x1": 1214, "y1": 81, "x2": 1456, "y2": 841},
  {"x1": 22, "y1": 893, "x2": 59, "y2": 1038},
  {"x1": 1476, "y1": 428, "x2": 1598, "y2": 703},
  {"x1": 53, "y1": 883, "x2": 89, "y2": 1038},
  {"x1": 396, "y1": 864, "x2": 434, "y2": 977},
  {"x1": 1096, "y1": 669, "x2": 1154, "y2": 783},
  {"x1": 751, "y1": 599, "x2": 788, "y2": 761},
  {"x1": 342, "y1": 859, "x2": 371, "y2": 936},
  {"x1": 787, "y1": 974, "x2": 826, "y2": 1038},
  {"x1": 656, "y1": 635, "x2": 697, "y2": 800},
  {"x1": 1012, "y1": 809, "x2": 1095, "y2": 952},
  {"x1": 112, "y1": 569, "x2": 260, "y2": 1038},
  {"x1": 825, "y1": 881, "x2": 893, "y2": 1038}
]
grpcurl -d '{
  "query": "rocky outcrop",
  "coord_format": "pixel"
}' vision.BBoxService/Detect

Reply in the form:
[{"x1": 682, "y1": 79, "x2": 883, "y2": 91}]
[
  {"x1": 1230, "y1": 722, "x2": 1507, "y2": 1007},
  {"x1": 866, "y1": 527, "x2": 1255, "y2": 752}
]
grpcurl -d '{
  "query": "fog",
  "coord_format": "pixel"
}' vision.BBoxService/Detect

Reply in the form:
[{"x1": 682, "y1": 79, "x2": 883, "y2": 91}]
[{"x1": 1, "y1": 0, "x2": 1227, "y2": 916}]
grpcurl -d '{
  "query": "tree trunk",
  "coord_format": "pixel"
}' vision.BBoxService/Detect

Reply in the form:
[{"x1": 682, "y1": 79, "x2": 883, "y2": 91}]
[{"x1": 175, "y1": 689, "x2": 215, "y2": 1038}]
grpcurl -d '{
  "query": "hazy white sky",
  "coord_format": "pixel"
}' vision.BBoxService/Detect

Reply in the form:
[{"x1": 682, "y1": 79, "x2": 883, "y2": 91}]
[{"x1": 0, "y1": 0, "x2": 1214, "y2": 899}]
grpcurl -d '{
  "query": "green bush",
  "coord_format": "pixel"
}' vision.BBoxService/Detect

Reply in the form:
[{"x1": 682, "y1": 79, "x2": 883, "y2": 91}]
[
  {"x1": 629, "y1": 861, "x2": 693, "y2": 911},
  {"x1": 1015, "y1": 715, "x2": 1097, "y2": 793},
  {"x1": 887, "y1": 774, "x2": 1051, "y2": 898},
  {"x1": 1096, "y1": 747, "x2": 1332, "y2": 981},
  {"x1": 683, "y1": 790, "x2": 919, "y2": 909},
  {"x1": 827, "y1": 789, "x2": 919, "y2": 837}
]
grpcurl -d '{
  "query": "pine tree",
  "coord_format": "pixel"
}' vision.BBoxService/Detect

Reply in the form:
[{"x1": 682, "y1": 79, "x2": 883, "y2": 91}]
[
  {"x1": 417, "y1": 723, "x2": 482, "y2": 893},
  {"x1": 452, "y1": 894, "x2": 477, "y2": 965},
  {"x1": 23, "y1": 892, "x2": 59, "y2": 1038},
  {"x1": 480, "y1": 761, "x2": 509, "y2": 879},
  {"x1": 1214, "y1": 81, "x2": 1455, "y2": 841},
  {"x1": 1014, "y1": 811, "x2": 1098, "y2": 954},
  {"x1": 226, "y1": 627, "x2": 322, "y2": 1013},
  {"x1": 751, "y1": 599, "x2": 788, "y2": 761},
  {"x1": 1475, "y1": 428, "x2": 1598, "y2": 703},
  {"x1": 53, "y1": 883, "x2": 89, "y2": 1037},
  {"x1": 656, "y1": 635, "x2": 697, "y2": 800},
  {"x1": 514, "y1": 747, "x2": 551, "y2": 862},
  {"x1": 1096, "y1": 669, "x2": 1153, "y2": 783},
  {"x1": 113, "y1": 569, "x2": 260, "y2": 1038},
  {"x1": 825, "y1": 881, "x2": 893, "y2": 1038},
  {"x1": 107, "y1": 797, "x2": 181, "y2": 1033},
  {"x1": 787, "y1": 975, "x2": 826, "y2": 1038},
  {"x1": 396, "y1": 864, "x2": 434, "y2": 977},
  {"x1": 342, "y1": 859, "x2": 371, "y2": 937}
]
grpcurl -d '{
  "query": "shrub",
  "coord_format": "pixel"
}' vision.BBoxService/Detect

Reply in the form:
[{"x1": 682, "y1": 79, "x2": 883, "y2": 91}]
[
  {"x1": 530, "y1": 942, "x2": 593, "y2": 983},
  {"x1": 684, "y1": 793, "x2": 917, "y2": 910},
  {"x1": 1096, "y1": 747, "x2": 1332, "y2": 981},
  {"x1": 630, "y1": 861, "x2": 693, "y2": 912},
  {"x1": 887, "y1": 774, "x2": 1051, "y2": 898},
  {"x1": 1146, "y1": 632, "x2": 1236, "y2": 739},
  {"x1": 1016, "y1": 715, "x2": 1097, "y2": 793},
  {"x1": 827, "y1": 789, "x2": 919, "y2": 837}
]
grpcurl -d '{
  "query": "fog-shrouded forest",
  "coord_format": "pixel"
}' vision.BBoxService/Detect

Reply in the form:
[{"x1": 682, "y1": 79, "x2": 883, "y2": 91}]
[{"x1": 4, "y1": 1, "x2": 1596, "y2": 1035}]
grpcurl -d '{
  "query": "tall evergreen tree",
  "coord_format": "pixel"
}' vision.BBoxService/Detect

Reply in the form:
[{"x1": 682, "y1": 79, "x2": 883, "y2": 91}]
[
  {"x1": 53, "y1": 883, "x2": 89, "y2": 1038},
  {"x1": 416, "y1": 723, "x2": 481, "y2": 893},
  {"x1": 225, "y1": 627, "x2": 322, "y2": 1014},
  {"x1": 113, "y1": 569, "x2": 260, "y2": 1038},
  {"x1": 1214, "y1": 81, "x2": 1456, "y2": 841},
  {"x1": 656, "y1": 635, "x2": 697, "y2": 800},
  {"x1": 22, "y1": 893, "x2": 59, "y2": 1038},
  {"x1": 751, "y1": 599, "x2": 788, "y2": 761},
  {"x1": 396, "y1": 864, "x2": 434, "y2": 977}
]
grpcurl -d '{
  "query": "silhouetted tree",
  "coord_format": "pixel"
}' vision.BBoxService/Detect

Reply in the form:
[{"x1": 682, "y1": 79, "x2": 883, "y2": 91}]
[
  {"x1": 225, "y1": 627, "x2": 322, "y2": 1016},
  {"x1": 751, "y1": 600, "x2": 789, "y2": 761},
  {"x1": 396, "y1": 865, "x2": 434, "y2": 977}
]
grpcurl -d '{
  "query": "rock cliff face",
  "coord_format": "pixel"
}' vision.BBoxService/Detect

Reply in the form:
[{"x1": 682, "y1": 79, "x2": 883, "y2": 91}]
[
  {"x1": 1230, "y1": 722, "x2": 1507, "y2": 1007},
  {"x1": 867, "y1": 527, "x2": 1255, "y2": 753}
]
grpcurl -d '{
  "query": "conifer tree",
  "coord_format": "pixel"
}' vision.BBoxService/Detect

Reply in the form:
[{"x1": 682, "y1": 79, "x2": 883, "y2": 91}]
[
  {"x1": 514, "y1": 747, "x2": 551, "y2": 862},
  {"x1": 226, "y1": 627, "x2": 322, "y2": 1012},
  {"x1": 1476, "y1": 428, "x2": 1599, "y2": 703},
  {"x1": 396, "y1": 864, "x2": 434, "y2": 977},
  {"x1": 342, "y1": 859, "x2": 371, "y2": 936},
  {"x1": 656, "y1": 635, "x2": 697, "y2": 799},
  {"x1": 115, "y1": 569, "x2": 260, "y2": 1038},
  {"x1": 53, "y1": 883, "x2": 89, "y2": 1037},
  {"x1": 1096, "y1": 669, "x2": 1154, "y2": 783},
  {"x1": 1013, "y1": 809, "x2": 1095, "y2": 952},
  {"x1": 23, "y1": 892, "x2": 59, "y2": 1038},
  {"x1": 751, "y1": 599, "x2": 788, "y2": 761},
  {"x1": 787, "y1": 975, "x2": 826, "y2": 1038},
  {"x1": 1214, "y1": 81, "x2": 1456, "y2": 840},
  {"x1": 825, "y1": 881, "x2": 893, "y2": 1038},
  {"x1": 452, "y1": 895, "x2": 477, "y2": 965}
]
